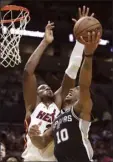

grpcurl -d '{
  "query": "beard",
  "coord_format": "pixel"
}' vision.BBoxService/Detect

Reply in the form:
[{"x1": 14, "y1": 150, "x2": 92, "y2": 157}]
[
  {"x1": 41, "y1": 93, "x2": 54, "y2": 102},
  {"x1": 46, "y1": 92, "x2": 54, "y2": 98}
]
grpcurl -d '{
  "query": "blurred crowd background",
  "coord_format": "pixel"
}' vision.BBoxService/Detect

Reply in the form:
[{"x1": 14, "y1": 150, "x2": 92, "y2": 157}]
[{"x1": 0, "y1": 0, "x2": 113, "y2": 162}]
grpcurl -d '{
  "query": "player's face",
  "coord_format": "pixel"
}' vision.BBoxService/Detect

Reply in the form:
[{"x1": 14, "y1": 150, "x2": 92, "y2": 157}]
[
  {"x1": 0, "y1": 143, "x2": 6, "y2": 159},
  {"x1": 65, "y1": 86, "x2": 80, "y2": 103},
  {"x1": 37, "y1": 84, "x2": 54, "y2": 99}
]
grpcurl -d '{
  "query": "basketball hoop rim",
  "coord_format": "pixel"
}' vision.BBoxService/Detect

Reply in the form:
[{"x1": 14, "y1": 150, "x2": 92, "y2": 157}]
[{"x1": 0, "y1": 5, "x2": 30, "y2": 24}]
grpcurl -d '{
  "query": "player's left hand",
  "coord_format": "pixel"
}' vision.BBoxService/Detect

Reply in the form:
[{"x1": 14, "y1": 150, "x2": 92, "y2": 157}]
[
  {"x1": 79, "y1": 31, "x2": 101, "y2": 55},
  {"x1": 28, "y1": 124, "x2": 41, "y2": 137},
  {"x1": 72, "y1": 6, "x2": 94, "y2": 23}
]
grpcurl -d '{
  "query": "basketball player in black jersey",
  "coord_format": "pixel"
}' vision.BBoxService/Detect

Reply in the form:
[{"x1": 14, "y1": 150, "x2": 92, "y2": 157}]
[{"x1": 29, "y1": 31, "x2": 101, "y2": 162}]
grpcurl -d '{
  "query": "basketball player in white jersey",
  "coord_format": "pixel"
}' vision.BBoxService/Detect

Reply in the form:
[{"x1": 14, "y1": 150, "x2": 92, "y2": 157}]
[
  {"x1": 29, "y1": 31, "x2": 101, "y2": 162},
  {"x1": 22, "y1": 6, "x2": 93, "y2": 161}
]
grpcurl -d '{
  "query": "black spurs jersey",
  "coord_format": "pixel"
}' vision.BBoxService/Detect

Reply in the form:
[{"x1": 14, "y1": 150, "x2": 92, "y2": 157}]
[{"x1": 52, "y1": 107, "x2": 94, "y2": 162}]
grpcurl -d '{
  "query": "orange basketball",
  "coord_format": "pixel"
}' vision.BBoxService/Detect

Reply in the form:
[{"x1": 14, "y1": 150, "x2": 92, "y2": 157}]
[{"x1": 73, "y1": 16, "x2": 102, "y2": 43}]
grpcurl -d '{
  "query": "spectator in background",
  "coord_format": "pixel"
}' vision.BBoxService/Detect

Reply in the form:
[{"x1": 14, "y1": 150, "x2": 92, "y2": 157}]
[
  {"x1": 6, "y1": 157, "x2": 18, "y2": 162},
  {"x1": 3, "y1": 156, "x2": 22, "y2": 162},
  {"x1": 100, "y1": 156, "x2": 113, "y2": 162},
  {"x1": 5, "y1": 157, "x2": 20, "y2": 162},
  {"x1": 0, "y1": 142, "x2": 6, "y2": 161}
]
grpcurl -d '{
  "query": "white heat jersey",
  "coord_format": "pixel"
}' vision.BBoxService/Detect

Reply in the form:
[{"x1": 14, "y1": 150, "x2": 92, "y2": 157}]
[{"x1": 22, "y1": 102, "x2": 60, "y2": 161}]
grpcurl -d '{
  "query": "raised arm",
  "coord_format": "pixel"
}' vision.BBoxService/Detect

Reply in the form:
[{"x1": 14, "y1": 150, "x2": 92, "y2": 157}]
[
  {"x1": 54, "y1": 6, "x2": 94, "y2": 108},
  {"x1": 28, "y1": 125, "x2": 53, "y2": 149},
  {"x1": 54, "y1": 41, "x2": 84, "y2": 108},
  {"x1": 75, "y1": 31, "x2": 101, "y2": 121},
  {"x1": 23, "y1": 22, "x2": 54, "y2": 113}
]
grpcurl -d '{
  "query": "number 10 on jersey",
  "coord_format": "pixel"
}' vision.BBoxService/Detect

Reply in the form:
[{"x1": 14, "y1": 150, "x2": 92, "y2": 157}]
[{"x1": 56, "y1": 128, "x2": 69, "y2": 144}]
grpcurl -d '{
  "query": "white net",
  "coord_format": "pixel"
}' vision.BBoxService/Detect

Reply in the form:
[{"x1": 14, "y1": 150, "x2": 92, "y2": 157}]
[{"x1": 0, "y1": 5, "x2": 30, "y2": 68}]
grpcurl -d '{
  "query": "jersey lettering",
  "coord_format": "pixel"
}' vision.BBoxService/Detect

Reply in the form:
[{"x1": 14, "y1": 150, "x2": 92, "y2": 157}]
[
  {"x1": 36, "y1": 109, "x2": 56, "y2": 123},
  {"x1": 53, "y1": 115, "x2": 72, "y2": 130},
  {"x1": 56, "y1": 128, "x2": 69, "y2": 144},
  {"x1": 37, "y1": 111, "x2": 46, "y2": 119}
]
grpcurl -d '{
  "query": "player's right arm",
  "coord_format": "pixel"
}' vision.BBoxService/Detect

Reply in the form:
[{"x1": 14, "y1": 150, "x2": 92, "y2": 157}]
[
  {"x1": 74, "y1": 31, "x2": 101, "y2": 121},
  {"x1": 23, "y1": 22, "x2": 54, "y2": 113},
  {"x1": 28, "y1": 125, "x2": 53, "y2": 149}
]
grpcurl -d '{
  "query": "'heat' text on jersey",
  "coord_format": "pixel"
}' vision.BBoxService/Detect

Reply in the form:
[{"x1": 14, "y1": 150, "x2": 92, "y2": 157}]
[{"x1": 36, "y1": 109, "x2": 56, "y2": 123}]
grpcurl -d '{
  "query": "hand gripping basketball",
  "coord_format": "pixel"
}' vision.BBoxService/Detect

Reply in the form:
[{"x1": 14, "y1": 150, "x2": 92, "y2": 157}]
[{"x1": 79, "y1": 31, "x2": 101, "y2": 55}]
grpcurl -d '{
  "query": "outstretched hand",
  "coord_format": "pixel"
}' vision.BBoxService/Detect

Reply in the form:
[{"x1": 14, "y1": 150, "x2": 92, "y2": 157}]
[
  {"x1": 79, "y1": 31, "x2": 101, "y2": 55},
  {"x1": 44, "y1": 21, "x2": 55, "y2": 44},
  {"x1": 72, "y1": 6, "x2": 94, "y2": 23}
]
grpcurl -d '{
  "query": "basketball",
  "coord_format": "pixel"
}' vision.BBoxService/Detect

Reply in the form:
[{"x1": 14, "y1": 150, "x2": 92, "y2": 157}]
[{"x1": 73, "y1": 16, "x2": 102, "y2": 42}]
